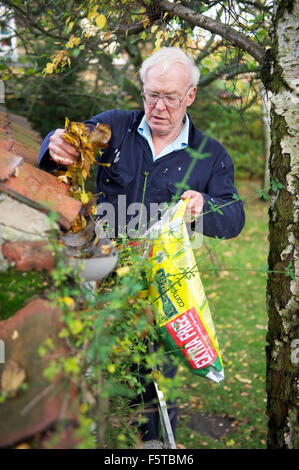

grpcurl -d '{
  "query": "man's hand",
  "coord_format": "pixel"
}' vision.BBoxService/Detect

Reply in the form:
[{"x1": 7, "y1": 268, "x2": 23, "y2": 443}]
[
  {"x1": 181, "y1": 190, "x2": 204, "y2": 222},
  {"x1": 49, "y1": 129, "x2": 80, "y2": 166}
]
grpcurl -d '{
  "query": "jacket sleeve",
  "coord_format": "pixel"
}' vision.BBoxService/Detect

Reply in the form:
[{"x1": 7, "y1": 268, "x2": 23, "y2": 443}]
[
  {"x1": 37, "y1": 130, "x2": 60, "y2": 172},
  {"x1": 37, "y1": 111, "x2": 119, "y2": 172},
  {"x1": 195, "y1": 151, "x2": 245, "y2": 239}
]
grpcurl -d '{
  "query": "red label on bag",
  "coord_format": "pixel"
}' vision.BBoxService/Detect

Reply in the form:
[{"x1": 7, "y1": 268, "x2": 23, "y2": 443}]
[{"x1": 165, "y1": 306, "x2": 217, "y2": 369}]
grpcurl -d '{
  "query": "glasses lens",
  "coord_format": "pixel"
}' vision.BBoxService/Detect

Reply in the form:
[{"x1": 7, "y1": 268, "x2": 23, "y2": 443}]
[
  {"x1": 142, "y1": 92, "x2": 158, "y2": 105},
  {"x1": 164, "y1": 96, "x2": 180, "y2": 109},
  {"x1": 142, "y1": 92, "x2": 180, "y2": 109}
]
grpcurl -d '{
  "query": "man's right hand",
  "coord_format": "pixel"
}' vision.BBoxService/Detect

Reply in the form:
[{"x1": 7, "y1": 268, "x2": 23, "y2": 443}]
[{"x1": 49, "y1": 128, "x2": 80, "y2": 166}]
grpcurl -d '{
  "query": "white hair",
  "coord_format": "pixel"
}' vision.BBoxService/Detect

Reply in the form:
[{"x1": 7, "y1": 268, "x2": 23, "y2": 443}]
[{"x1": 139, "y1": 47, "x2": 200, "y2": 86}]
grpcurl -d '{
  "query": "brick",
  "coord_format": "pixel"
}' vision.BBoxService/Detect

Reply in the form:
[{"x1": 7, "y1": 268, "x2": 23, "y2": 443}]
[
  {"x1": 0, "y1": 108, "x2": 41, "y2": 166},
  {"x1": 0, "y1": 148, "x2": 23, "y2": 182},
  {"x1": 1, "y1": 161, "x2": 81, "y2": 230},
  {"x1": 38, "y1": 423, "x2": 83, "y2": 449},
  {"x1": 2, "y1": 241, "x2": 55, "y2": 272},
  {"x1": 0, "y1": 298, "x2": 79, "y2": 448},
  {"x1": 0, "y1": 195, "x2": 53, "y2": 237}
]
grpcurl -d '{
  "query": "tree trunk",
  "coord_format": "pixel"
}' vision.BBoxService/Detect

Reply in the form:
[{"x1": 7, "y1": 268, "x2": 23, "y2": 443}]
[
  {"x1": 260, "y1": 84, "x2": 271, "y2": 192},
  {"x1": 265, "y1": 0, "x2": 299, "y2": 449}
]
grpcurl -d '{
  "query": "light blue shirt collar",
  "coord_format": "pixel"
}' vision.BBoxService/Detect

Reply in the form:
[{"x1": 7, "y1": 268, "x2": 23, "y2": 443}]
[{"x1": 137, "y1": 114, "x2": 189, "y2": 161}]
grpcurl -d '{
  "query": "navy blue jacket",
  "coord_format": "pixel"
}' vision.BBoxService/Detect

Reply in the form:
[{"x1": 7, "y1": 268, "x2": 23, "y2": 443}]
[{"x1": 38, "y1": 109, "x2": 245, "y2": 239}]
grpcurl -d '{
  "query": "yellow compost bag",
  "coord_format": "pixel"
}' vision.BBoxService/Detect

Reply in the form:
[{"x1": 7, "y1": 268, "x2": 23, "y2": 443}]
[{"x1": 145, "y1": 199, "x2": 224, "y2": 384}]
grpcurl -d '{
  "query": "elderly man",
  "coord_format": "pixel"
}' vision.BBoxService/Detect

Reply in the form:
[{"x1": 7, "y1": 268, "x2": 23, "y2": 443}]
[{"x1": 38, "y1": 47, "x2": 245, "y2": 447}]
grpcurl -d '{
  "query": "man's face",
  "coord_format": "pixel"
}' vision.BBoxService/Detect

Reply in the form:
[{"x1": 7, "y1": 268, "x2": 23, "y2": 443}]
[{"x1": 143, "y1": 62, "x2": 197, "y2": 138}]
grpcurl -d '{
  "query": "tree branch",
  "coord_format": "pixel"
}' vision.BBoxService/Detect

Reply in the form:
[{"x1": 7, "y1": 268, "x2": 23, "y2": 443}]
[
  {"x1": 199, "y1": 62, "x2": 260, "y2": 87},
  {"x1": 2, "y1": 0, "x2": 68, "y2": 41},
  {"x1": 157, "y1": 0, "x2": 266, "y2": 64},
  {"x1": 112, "y1": 13, "x2": 160, "y2": 39}
]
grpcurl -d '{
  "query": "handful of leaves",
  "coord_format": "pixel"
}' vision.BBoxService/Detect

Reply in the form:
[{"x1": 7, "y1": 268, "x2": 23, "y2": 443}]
[{"x1": 57, "y1": 117, "x2": 111, "y2": 232}]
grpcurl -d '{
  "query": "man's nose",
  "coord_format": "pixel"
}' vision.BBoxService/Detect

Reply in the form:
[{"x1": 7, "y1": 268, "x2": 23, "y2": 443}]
[{"x1": 154, "y1": 96, "x2": 167, "y2": 111}]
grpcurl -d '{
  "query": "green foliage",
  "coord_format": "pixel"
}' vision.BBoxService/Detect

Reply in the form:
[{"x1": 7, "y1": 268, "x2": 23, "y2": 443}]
[
  {"x1": 0, "y1": 1, "x2": 276, "y2": 449},
  {"x1": 2, "y1": 0, "x2": 265, "y2": 181},
  {"x1": 0, "y1": 267, "x2": 52, "y2": 320},
  {"x1": 5, "y1": 53, "x2": 121, "y2": 138},
  {"x1": 40, "y1": 234, "x2": 173, "y2": 448},
  {"x1": 176, "y1": 180, "x2": 269, "y2": 449},
  {"x1": 189, "y1": 88, "x2": 264, "y2": 179}
]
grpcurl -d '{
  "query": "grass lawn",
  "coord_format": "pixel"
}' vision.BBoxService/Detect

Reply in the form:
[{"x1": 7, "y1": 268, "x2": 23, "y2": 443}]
[{"x1": 175, "y1": 179, "x2": 270, "y2": 449}]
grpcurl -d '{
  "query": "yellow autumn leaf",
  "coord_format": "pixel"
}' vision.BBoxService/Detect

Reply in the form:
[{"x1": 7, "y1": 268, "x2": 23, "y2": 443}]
[
  {"x1": 45, "y1": 62, "x2": 54, "y2": 74},
  {"x1": 71, "y1": 214, "x2": 87, "y2": 233},
  {"x1": 235, "y1": 374, "x2": 252, "y2": 384},
  {"x1": 69, "y1": 319, "x2": 84, "y2": 336},
  {"x1": 107, "y1": 363, "x2": 116, "y2": 374},
  {"x1": 116, "y1": 266, "x2": 130, "y2": 277},
  {"x1": 12, "y1": 330, "x2": 19, "y2": 340},
  {"x1": 64, "y1": 356, "x2": 80, "y2": 374},
  {"x1": 142, "y1": 15, "x2": 150, "y2": 29},
  {"x1": 58, "y1": 327, "x2": 70, "y2": 338},
  {"x1": 156, "y1": 30, "x2": 164, "y2": 40},
  {"x1": 208, "y1": 292, "x2": 217, "y2": 298},
  {"x1": 154, "y1": 38, "x2": 162, "y2": 51},
  {"x1": 59, "y1": 296, "x2": 75, "y2": 309},
  {"x1": 100, "y1": 244, "x2": 111, "y2": 256},
  {"x1": 57, "y1": 173, "x2": 71, "y2": 184},
  {"x1": 1, "y1": 360, "x2": 26, "y2": 396},
  {"x1": 80, "y1": 191, "x2": 90, "y2": 205},
  {"x1": 14, "y1": 443, "x2": 31, "y2": 449},
  {"x1": 66, "y1": 35, "x2": 81, "y2": 49},
  {"x1": 226, "y1": 438, "x2": 235, "y2": 446},
  {"x1": 87, "y1": 6, "x2": 99, "y2": 20},
  {"x1": 80, "y1": 403, "x2": 89, "y2": 414},
  {"x1": 95, "y1": 14, "x2": 106, "y2": 29}
]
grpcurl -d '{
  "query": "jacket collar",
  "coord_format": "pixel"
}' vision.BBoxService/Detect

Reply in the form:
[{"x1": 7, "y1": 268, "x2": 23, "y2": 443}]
[{"x1": 130, "y1": 109, "x2": 205, "y2": 151}]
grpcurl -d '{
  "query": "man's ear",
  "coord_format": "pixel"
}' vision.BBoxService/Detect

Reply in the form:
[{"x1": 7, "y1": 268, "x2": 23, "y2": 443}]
[{"x1": 187, "y1": 86, "x2": 197, "y2": 106}]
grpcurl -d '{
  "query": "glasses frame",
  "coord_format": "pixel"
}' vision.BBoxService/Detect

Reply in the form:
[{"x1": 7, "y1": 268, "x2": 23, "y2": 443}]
[{"x1": 141, "y1": 85, "x2": 193, "y2": 110}]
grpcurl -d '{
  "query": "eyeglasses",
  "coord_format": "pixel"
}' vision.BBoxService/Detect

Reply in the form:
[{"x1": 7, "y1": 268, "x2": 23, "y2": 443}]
[{"x1": 141, "y1": 85, "x2": 193, "y2": 110}]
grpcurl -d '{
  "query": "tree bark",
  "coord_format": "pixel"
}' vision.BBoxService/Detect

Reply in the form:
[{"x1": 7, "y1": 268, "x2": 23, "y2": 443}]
[
  {"x1": 260, "y1": 84, "x2": 271, "y2": 192},
  {"x1": 265, "y1": 0, "x2": 299, "y2": 449}
]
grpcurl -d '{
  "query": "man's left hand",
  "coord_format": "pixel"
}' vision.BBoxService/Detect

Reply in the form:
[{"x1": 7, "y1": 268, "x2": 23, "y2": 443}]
[{"x1": 181, "y1": 190, "x2": 204, "y2": 222}]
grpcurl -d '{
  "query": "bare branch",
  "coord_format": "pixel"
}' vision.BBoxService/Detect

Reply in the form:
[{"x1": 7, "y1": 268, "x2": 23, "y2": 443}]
[
  {"x1": 2, "y1": 0, "x2": 68, "y2": 41},
  {"x1": 199, "y1": 62, "x2": 260, "y2": 87},
  {"x1": 112, "y1": 13, "x2": 160, "y2": 38},
  {"x1": 157, "y1": 0, "x2": 266, "y2": 64}
]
